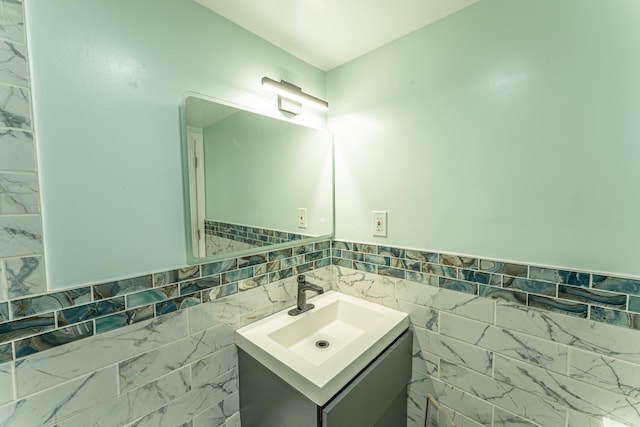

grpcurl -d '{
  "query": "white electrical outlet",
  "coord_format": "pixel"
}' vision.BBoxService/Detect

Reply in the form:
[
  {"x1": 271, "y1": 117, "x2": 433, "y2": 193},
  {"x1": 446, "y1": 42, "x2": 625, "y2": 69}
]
[
  {"x1": 298, "y1": 208, "x2": 307, "y2": 228},
  {"x1": 372, "y1": 211, "x2": 387, "y2": 237}
]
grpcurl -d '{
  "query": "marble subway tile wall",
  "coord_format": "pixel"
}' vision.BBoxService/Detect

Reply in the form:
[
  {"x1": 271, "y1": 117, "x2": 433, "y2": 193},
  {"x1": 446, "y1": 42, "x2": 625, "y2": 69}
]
[
  {"x1": 331, "y1": 242, "x2": 640, "y2": 427},
  {"x1": 0, "y1": 251, "x2": 333, "y2": 426},
  {"x1": 0, "y1": 0, "x2": 46, "y2": 350}
]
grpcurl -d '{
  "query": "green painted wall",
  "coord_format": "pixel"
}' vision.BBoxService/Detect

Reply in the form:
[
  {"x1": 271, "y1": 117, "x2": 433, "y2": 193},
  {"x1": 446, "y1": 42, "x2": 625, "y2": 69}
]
[
  {"x1": 327, "y1": 0, "x2": 640, "y2": 276},
  {"x1": 26, "y1": 0, "x2": 326, "y2": 288}
]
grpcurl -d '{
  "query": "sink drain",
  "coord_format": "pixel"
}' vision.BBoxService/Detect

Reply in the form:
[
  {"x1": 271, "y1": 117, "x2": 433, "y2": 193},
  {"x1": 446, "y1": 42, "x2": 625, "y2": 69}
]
[{"x1": 315, "y1": 340, "x2": 330, "y2": 349}]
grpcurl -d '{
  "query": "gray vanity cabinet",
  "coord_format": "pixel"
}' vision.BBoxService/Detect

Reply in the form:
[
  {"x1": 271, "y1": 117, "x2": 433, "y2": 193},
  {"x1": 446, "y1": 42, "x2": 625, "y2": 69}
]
[{"x1": 238, "y1": 329, "x2": 412, "y2": 427}]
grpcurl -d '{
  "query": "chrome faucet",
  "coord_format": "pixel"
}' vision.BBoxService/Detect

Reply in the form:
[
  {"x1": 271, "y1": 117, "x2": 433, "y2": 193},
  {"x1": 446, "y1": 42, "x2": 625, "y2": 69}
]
[{"x1": 288, "y1": 274, "x2": 324, "y2": 316}]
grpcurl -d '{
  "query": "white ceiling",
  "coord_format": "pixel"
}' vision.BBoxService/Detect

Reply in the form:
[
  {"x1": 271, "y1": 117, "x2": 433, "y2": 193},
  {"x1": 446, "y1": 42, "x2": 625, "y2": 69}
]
[{"x1": 195, "y1": 0, "x2": 479, "y2": 71}]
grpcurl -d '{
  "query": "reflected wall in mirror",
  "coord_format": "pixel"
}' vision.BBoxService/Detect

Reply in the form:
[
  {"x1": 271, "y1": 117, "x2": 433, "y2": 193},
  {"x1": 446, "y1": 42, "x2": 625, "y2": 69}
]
[{"x1": 181, "y1": 94, "x2": 334, "y2": 263}]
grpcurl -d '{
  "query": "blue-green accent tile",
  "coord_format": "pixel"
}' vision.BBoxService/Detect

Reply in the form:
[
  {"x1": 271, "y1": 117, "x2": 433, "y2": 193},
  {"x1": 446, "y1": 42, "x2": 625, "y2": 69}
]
[
  {"x1": 280, "y1": 256, "x2": 302, "y2": 269},
  {"x1": 353, "y1": 243, "x2": 377, "y2": 254},
  {"x1": 156, "y1": 292, "x2": 201, "y2": 316},
  {"x1": 558, "y1": 271, "x2": 590, "y2": 287},
  {"x1": 364, "y1": 254, "x2": 390, "y2": 266},
  {"x1": 504, "y1": 278, "x2": 556, "y2": 297},
  {"x1": 380, "y1": 246, "x2": 405, "y2": 258},
  {"x1": 629, "y1": 296, "x2": 640, "y2": 313},
  {"x1": 479, "y1": 285, "x2": 526, "y2": 305},
  {"x1": 269, "y1": 268, "x2": 293, "y2": 282},
  {"x1": 293, "y1": 244, "x2": 314, "y2": 255},
  {"x1": 404, "y1": 259, "x2": 421, "y2": 272},
  {"x1": 353, "y1": 261, "x2": 375, "y2": 273},
  {"x1": 406, "y1": 250, "x2": 438, "y2": 263},
  {"x1": 479, "y1": 260, "x2": 527, "y2": 277},
  {"x1": 222, "y1": 267, "x2": 253, "y2": 284},
  {"x1": 0, "y1": 302, "x2": 8, "y2": 323},
  {"x1": 238, "y1": 254, "x2": 267, "y2": 268},
  {"x1": 333, "y1": 258, "x2": 353, "y2": 269},
  {"x1": 0, "y1": 313, "x2": 55, "y2": 343},
  {"x1": 267, "y1": 261, "x2": 281, "y2": 272},
  {"x1": 201, "y1": 259, "x2": 237, "y2": 276},
  {"x1": 93, "y1": 275, "x2": 152, "y2": 300},
  {"x1": 15, "y1": 321, "x2": 93, "y2": 358},
  {"x1": 203, "y1": 283, "x2": 238, "y2": 302},
  {"x1": 590, "y1": 306, "x2": 640, "y2": 330},
  {"x1": 378, "y1": 267, "x2": 405, "y2": 279},
  {"x1": 0, "y1": 343, "x2": 12, "y2": 364},
  {"x1": 268, "y1": 248, "x2": 292, "y2": 261},
  {"x1": 423, "y1": 262, "x2": 457, "y2": 278},
  {"x1": 315, "y1": 258, "x2": 331, "y2": 269},
  {"x1": 440, "y1": 255, "x2": 478, "y2": 269},
  {"x1": 153, "y1": 266, "x2": 199, "y2": 287},
  {"x1": 179, "y1": 277, "x2": 219, "y2": 296},
  {"x1": 314, "y1": 240, "x2": 330, "y2": 250},
  {"x1": 342, "y1": 251, "x2": 364, "y2": 262},
  {"x1": 592, "y1": 275, "x2": 640, "y2": 297},
  {"x1": 489, "y1": 274, "x2": 502, "y2": 287},
  {"x1": 332, "y1": 249, "x2": 342, "y2": 258},
  {"x1": 558, "y1": 285, "x2": 627, "y2": 309},
  {"x1": 95, "y1": 305, "x2": 154, "y2": 334},
  {"x1": 459, "y1": 269, "x2": 490, "y2": 285},
  {"x1": 528, "y1": 295, "x2": 588, "y2": 318},
  {"x1": 332, "y1": 241, "x2": 352, "y2": 251},
  {"x1": 126, "y1": 286, "x2": 178, "y2": 309},
  {"x1": 439, "y1": 278, "x2": 478, "y2": 295},
  {"x1": 406, "y1": 271, "x2": 428, "y2": 286},
  {"x1": 305, "y1": 250, "x2": 324, "y2": 262},
  {"x1": 529, "y1": 267, "x2": 559, "y2": 283},
  {"x1": 11, "y1": 287, "x2": 91, "y2": 319},
  {"x1": 58, "y1": 297, "x2": 125, "y2": 326},
  {"x1": 295, "y1": 262, "x2": 314, "y2": 275},
  {"x1": 237, "y1": 274, "x2": 269, "y2": 292}
]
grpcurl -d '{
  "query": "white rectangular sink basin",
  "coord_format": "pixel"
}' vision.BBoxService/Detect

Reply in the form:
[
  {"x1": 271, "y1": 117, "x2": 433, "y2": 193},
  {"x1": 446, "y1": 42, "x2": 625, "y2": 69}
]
[{"x1": 235, "y1": 291, "x2": 409, "y2": 405}]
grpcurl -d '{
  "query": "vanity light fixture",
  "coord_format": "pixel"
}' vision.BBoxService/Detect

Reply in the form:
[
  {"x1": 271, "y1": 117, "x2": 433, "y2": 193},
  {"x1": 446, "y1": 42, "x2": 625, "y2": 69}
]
[{"x1": 261, "y1": 76, "x2": 329, "y2": 114}]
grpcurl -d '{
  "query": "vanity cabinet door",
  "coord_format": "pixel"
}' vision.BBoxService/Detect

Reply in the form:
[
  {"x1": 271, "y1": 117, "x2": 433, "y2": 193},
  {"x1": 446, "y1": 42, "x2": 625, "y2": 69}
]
[{"x1": 321, "y1": 330, "x2": 412, "y2": 427}]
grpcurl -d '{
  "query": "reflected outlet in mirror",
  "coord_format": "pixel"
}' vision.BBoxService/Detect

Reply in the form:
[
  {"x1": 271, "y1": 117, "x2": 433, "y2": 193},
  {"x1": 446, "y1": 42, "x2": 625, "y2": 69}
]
[{"x1": 180, "y1": 94, "x2": 334, "y2": 263}]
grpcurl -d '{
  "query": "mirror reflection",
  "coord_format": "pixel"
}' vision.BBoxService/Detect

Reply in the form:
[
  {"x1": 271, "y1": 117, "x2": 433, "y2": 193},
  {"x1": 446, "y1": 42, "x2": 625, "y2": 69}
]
[{"x1": 181, "y1": 95, "x2": 333, "y2": 262}]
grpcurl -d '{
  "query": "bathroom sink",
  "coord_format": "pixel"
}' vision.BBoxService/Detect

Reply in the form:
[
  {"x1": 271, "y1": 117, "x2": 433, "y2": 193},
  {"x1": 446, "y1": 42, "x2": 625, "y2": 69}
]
[{"x1": 235, "y1": 291, "x2": 409, "y2": 405}]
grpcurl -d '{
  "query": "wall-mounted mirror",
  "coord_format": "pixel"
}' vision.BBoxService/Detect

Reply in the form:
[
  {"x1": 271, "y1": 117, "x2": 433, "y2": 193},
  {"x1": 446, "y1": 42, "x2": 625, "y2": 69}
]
[{"x1": 181, "y1": 94, "x2": 333, "y2": 263}]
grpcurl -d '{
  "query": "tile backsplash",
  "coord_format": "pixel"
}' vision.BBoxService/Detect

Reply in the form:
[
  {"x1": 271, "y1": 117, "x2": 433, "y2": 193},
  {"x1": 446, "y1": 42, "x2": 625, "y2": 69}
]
[{"x1": 205, "y1": 220, "x2": 310, "y2": 247}]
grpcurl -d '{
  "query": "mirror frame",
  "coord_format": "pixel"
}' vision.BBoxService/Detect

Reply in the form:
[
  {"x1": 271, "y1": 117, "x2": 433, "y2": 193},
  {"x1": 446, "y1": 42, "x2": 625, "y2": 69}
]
[{"x1": 180, "y1": 92, "x2": 335, "y2": 265}]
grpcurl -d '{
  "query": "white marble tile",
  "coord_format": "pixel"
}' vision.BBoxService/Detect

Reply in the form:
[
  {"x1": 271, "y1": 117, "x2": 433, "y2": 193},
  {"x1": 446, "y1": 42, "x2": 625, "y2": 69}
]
[
  {"x1": 0, "y1": 0, "x2": 24, "y2": 43},
  {"x1": 400, "y1": 299, "x2": 439, "y2": 331},
  {"x1": 0, "y1": 84, "x2": 30, "y2": 129},
  {"x1": 192, "y1": 393, "x2": 239, "y2": 427},
  {"x1": 191, "y1": 346, "x2": 237, "y2": 389},
  {"x1": 0, "y1": 363, "x2": 13, "y2": 405},
  {"x1": 439, "y1": 359, "x2": 567, "y2": 427},
  {"x1": 334, "y1": 266, "x2": 396, "y2": 301},
  {"x1": 437, "y1": 402, "x2": 486, "y2": 427},
  {"x1": 59, "y1": 366, "x2": 191, "y2": 427},
  {"x1": 0, "y1": 261, "x2": 7, "y2": 301},
  {"x1": 428, "y1": 377, "x2": 493, "y2": 426},
  {"x1": 408, "y1": 368, "x2": 434, "y2": 415},
  {"x1": 127, "y1": 369, "x2": 237, "y2": 427},
  {"x1": 413, "y1": 345, "x2": 439, "y2": 378},
  {"x1": 494, "y1": 354, "x2": 640, "y2": 426},
  {"x1": 5, "y1": 255, "x2": 45, "y2": 298},
  {"x1": 0, "y1": 172, "x2": 39, "y2": 214},
  {"x1": 493, "y1": 406, "x2": 539, "y2": 427},
  {"x1": 407, "y1": 409, "x2": 424, "y2": 427},
  {"x1": 224, "y1": 411, "x2": 241, "y2": 427},
  {"x1": 0, "y1": 40, "x2": 28, "y2": 87},
  {"x1": 570, "y1": 348, "x2": 640, "y2": 399},
  {"x1": 0, "y1": 366, "x2": 117, "y2": 426},
  {"x1": 15, "y1": 311, "x2": 188, "y2": 397},
  {"x1": 118, "y1": 324, "x2": 232, "y2": 393},
  {"x1": 188, "y1": 294, "x2": 242, "y2": 333},
  {"x1": 0, "y1": 215, "x2": 43, "y2": 258},
  {"x1": 496, "y1": 301, "x2": 640, "y2": 365},
  {"x1": 440, "y1": 311, "x2": 569, "y2": 374},
  {"x1": 0, "y1": 130, "x2": 35, "y2": 172},
  {"x1": 414, "y1": 326, "x2": 493, "y2": 375},
  {"x1": 396, "y1": 278, "x2": 495, "y2": 323},
  {"x1": 567, "y1": 410, "x2": 605, "y2": 427}
]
